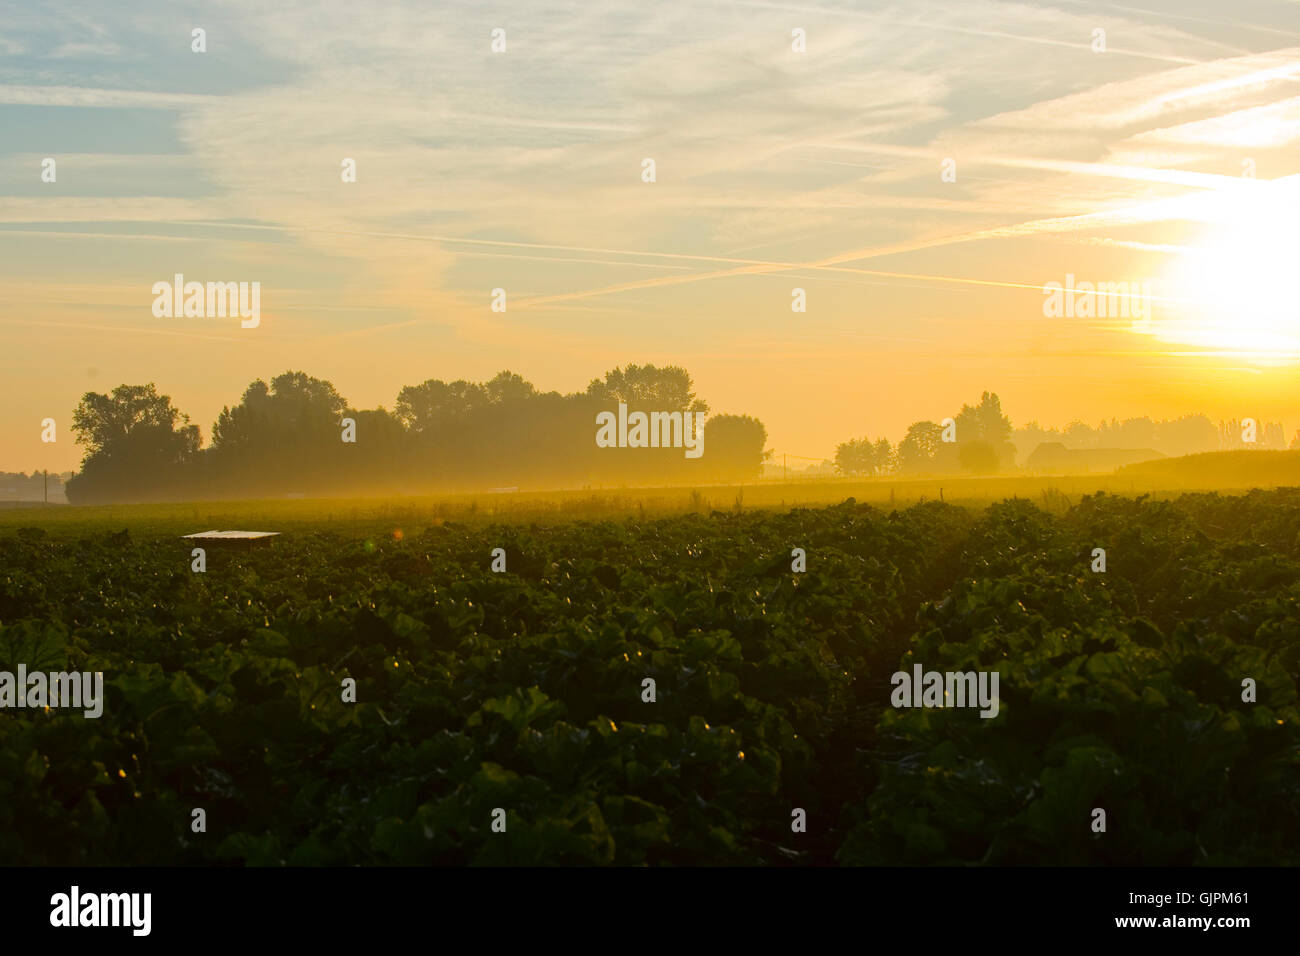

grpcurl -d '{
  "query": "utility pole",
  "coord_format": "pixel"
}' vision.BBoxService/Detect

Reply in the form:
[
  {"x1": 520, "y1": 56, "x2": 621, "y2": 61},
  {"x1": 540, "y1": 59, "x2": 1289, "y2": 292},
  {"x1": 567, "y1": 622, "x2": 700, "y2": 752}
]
[{"x1": 44, "y1": 469, "x2": 48, "y2": 505}]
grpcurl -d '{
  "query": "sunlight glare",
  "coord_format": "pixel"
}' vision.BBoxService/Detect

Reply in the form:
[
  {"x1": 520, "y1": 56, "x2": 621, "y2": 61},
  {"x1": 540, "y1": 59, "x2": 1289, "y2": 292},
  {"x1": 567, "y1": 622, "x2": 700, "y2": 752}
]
[{"x1": 1156, "y1": 179, "x2": 1300, "y2": 358}]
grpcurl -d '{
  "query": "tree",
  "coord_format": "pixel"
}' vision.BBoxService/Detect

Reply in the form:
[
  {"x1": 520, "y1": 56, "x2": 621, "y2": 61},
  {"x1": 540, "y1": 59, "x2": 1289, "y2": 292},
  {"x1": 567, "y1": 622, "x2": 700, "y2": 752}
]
[
  {"x1": 955, "y1": 391, "x2": 1016, "y2": 466},
  {"x1": 898, "y1": 421, "x2": 942, "y2": 473},
  {"x1": 67, "y1": 384, "x2": 200, "y2": 503},
  {"x1": 484, "y1": 371, "x2": 537, "y2": 406},
  {"x1": 586, "y1": 364, "x2": 708, "y2": 414},
  {"x1": 209, "y1": 371, "x2": 350, "y2": 494},
  {"x1": 698, "y1": 414, "x2": 769, "y2": 481},
  {"x1": 1155, "y1": 414, "x2": 1217, "y2": 456},
  {"x1": 1012, "y1": 420, "x2": 1058, "y2": 466},
  {"x1": 835, "y1": 438, "x2": 875, "y2": 477},
  {"x1": 336, "y1": 407, "x2": 408, "y2": 493},
  {"x1": 212, "y1": 372, "x2": 348, "y2": 448},
  {"x1": 958, "y1": 439, "x2": 999, "y2": 475},
  {"x1": 873, "y1": 438, "x2": 896, "y2": 475},
  {"x1": 394, "y1": 379, "x2": 488, "y2": 434},
  {"x1": 835, "y1": 436, "x2": 895, "y2": 476},
  {"x1": 1063, "y1": 420, "x2": 1097, "y2": 447},
  {"x1": 1099, "y1": 416, "x2": 1156, "y2": 449},
  {"x1": 72, "y1": 384, "x2": 196, "y2": 460},
  {"x1": 954, "y1": 391, "x2": 1012, "y2": 445}
]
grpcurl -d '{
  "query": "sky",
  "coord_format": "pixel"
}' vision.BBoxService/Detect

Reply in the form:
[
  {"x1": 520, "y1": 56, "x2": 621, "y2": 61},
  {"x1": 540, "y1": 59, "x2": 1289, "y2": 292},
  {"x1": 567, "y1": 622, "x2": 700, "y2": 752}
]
[{"x1": 3, "y1": 0, "x2": 1300, "y2": 473}]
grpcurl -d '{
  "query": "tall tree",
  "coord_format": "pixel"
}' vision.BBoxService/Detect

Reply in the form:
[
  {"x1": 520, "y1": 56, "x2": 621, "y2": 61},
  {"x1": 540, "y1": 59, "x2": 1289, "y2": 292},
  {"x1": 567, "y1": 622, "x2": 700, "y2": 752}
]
[
  {"x1": 698, "y1": 414, "x2": 769, "y2": 480},
  {"x1": 394, "y1": 378, "x2": 488, "y2": 434},
  {"x1": 484, "y1": 370, "x2": 537, "y2": 405},
  {"x1": 72, "y1": 384, "x2": 197, "y2": 460},
  {"x1": 954, "y1": 391, "x2": 1015, "y2": 466},
  {"x1": 209, "y1": 371, "x2": 350, "y2": 494},
  {"x1": 835, "y1": 437, "x2": 876, "y2": 477},
  {"x1": 873, "y1": 437, "x2": 896, "y2": 475},
  {"x1": 213, "y1": 372, "x2": 348, "y2": 448},
  {"x1": 586, "y1": 364, "x2": 708, "y2": 414},
  {"x1": 898, "y1": 421, "x2": 943, "y2": 473},
  {"x1": 67, "y1": 384, "x2": 200, "y2": 503},
  {"x1": 954, "y1": 391, "x2": 1012, "y2": 444}
]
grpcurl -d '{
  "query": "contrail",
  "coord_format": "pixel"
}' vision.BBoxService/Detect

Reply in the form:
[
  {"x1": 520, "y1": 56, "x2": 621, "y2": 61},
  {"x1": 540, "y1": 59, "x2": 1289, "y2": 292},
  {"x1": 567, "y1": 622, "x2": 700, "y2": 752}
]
[
  {"x1": 808, "y1": 142, "x2": 1252, "y2": 191},
  {"x1": 164, "y1": 208, "x2": 1195, "y2": 310},
  {"x1": 0, "y1": 317, "x2": 240, "y2": 344},
  {"x1": 731, "y1": 0, "x2": 1211, "y2": 65},
  {"x1": 1053, "y1": 0, "x2": 1300, "y2": 40}
]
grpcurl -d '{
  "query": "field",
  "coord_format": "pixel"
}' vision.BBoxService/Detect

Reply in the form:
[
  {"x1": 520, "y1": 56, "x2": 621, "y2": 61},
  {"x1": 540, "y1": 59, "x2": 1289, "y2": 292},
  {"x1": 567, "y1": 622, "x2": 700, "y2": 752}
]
[
  {"x1": 5, "y1": 458, "x2": 1295, "y2": 534},
  {"x1": 2, "y1": 485, "x2": 1299, "y2": 865},
  {"x1": 11, "y1": 448, "x2": 1300, "y2": 536}
]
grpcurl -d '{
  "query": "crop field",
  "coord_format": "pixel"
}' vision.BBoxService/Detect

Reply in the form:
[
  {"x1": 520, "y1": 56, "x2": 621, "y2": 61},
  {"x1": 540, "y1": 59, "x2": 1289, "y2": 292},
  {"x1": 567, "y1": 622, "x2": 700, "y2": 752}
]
[
  {"x1": 2, "y1": 487, "x2": 1298, "y2": 865},
  {"x1": 0, "y1": 466, "x2": 1276, "y2": 538}
]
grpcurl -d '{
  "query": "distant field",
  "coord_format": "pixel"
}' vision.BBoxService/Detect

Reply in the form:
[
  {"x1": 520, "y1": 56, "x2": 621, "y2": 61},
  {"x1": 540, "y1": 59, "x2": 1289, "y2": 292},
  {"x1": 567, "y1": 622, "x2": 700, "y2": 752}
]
[
  {"x1": 4, "y1": 459, "x2": 1297, "y2": 537},
  {"x1": 1117, "y1": 448, "x2": 1300, "y2": 485}
]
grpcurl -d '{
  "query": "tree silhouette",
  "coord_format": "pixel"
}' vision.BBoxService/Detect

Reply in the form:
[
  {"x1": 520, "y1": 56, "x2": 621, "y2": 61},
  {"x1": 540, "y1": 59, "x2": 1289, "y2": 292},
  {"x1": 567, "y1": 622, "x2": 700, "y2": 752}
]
[
  {"x1": 958, "y1": 439, "x2": 1000, "y2": 475},
  {"x1": 586, "y1": 364, "x2": 708, "y2": 414},
  {"x1": 835, "y1": 438, "x2": 876, "y2": 476},
  {"x1": 60, "y1": 364, "x2": 768, "y2": 501},
  {"x1": 67, "y1": 384, "x2": 200, "y2": 503},
  {"x1": 699, "y1": 414, "x2": 769, "y2": 480},
  {"x1": 898, "y1": 421, "x2": 943, "y2": 473},
  {"x1": 395, "y1": 379, "x2": 489, "y2": 434},
  {"x1": 210, "y1": 371, "x2": 350, "y2": 495}
]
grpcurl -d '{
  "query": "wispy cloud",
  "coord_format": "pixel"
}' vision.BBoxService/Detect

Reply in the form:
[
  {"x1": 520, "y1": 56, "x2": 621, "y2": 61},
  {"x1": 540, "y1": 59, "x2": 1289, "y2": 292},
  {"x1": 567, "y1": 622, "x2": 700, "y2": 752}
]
[{"x1": 5, "y1": 0, "x2": 1300, "y2": 466}]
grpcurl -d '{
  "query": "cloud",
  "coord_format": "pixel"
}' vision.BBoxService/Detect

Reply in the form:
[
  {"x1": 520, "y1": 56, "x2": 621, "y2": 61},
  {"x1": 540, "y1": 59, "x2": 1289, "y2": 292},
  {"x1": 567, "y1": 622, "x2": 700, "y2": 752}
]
[
  {"x1": 0, "y1": 197, "x2": 223, "y2": 222},
  {"x1": 0, "y1": 85, "x2": 219, "y2": 108},
  {"x1": 5, "y1": 0, "x2": 1300, "y2": 424}
]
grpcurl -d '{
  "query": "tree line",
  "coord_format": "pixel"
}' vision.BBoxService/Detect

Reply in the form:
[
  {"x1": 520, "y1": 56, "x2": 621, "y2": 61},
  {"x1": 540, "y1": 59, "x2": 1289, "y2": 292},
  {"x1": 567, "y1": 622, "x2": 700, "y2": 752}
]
[
  {"x1": 833, "y1": 391, "x2": 1016, "y2": 477},
  {"x1": 63, "y1": 374, "x2": 1299, "y2": 501},
  {"x1": 833, "y1": 390, "x2": 1298, "y2": 477},
  {"x1": 65, "y1": 365, "x2": 769, "y2": 504}
]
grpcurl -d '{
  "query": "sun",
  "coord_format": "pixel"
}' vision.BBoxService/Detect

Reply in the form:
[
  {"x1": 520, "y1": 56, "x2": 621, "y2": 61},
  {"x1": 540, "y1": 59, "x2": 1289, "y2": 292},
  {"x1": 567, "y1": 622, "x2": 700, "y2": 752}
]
[{"x1": 1152, "y1": 179, "x2": 1300, "y2": 358}]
